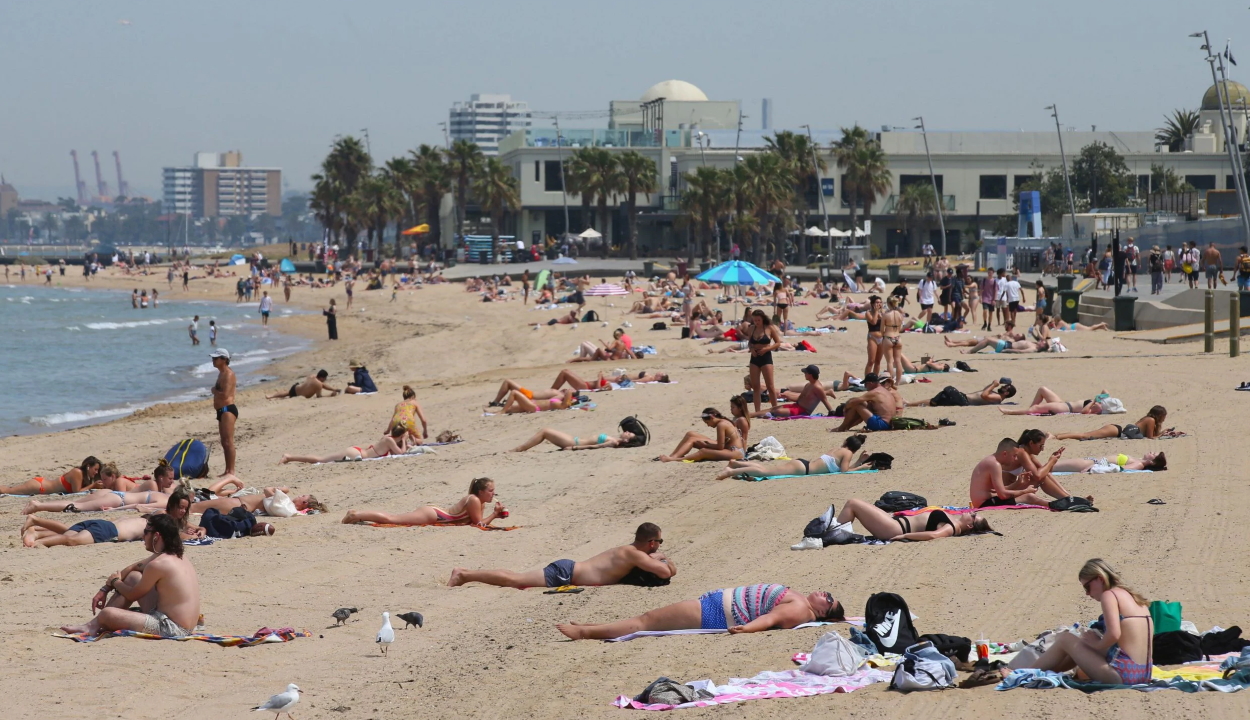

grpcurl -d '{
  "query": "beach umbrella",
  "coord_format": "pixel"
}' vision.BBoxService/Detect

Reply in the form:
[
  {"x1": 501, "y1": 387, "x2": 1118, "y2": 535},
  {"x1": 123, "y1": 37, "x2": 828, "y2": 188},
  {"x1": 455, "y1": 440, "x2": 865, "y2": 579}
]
[
  {"x1": 584, "y1": 283, "x2": 629, "y2": 297},
  {"x1": 803, "y1": 226, "x2": 828, "y2": 237},
  {"x1": 696, "y1": 260, "x2": 781, "y2": 286},
  {"x1": 229, "y1": 254, "x2": 246, "y2": 265},
  {"x1": 401, "y1": 224, "x2": 430, "y2": 236},
  {"x1": 578, "y1": 228, "x2": 603, "y2": 239},
  {"x1": 279, "y1": 258, "x2": 296, "y2": 273},
  {"x1": 826, "y1": 227, "x2": 851, "y2": 237}
]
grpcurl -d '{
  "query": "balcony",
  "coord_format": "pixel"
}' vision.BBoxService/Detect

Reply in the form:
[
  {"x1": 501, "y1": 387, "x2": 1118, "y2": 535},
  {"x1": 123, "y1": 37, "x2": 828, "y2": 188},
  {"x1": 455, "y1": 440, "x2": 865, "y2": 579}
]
[{"x1": 881, "y1": 194, "x2": 956, "y2": 214}]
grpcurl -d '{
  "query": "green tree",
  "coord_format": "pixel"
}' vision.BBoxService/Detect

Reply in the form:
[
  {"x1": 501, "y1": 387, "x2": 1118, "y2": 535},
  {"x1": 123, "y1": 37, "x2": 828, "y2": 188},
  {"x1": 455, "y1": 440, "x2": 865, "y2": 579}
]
[
  {"x1": 616, "y1": 151, "x2": 658, "y2": 260},
  {"x1": 681, "y1": 166, "x2": 732, "y2": 262},
  {"x1": 765, "y1": 130, "x2": 823, "y2": 260},
  {"x1": 472, "y1": 158, "x2": 520, "y2": 262},
  {"x1": 447, "y1": 140, "x2": 484, "y2": 241},
  {"x1": 579, "y1": 148, "x2": 622, "y2": 256},
  {"x1": 1013, "y1": 161, "x2": 1076, "y2": 233},
  {"x1": 356, "y1": 174, "x2": 402, "y2": 256},
  {"x1": 1150, "y1": 163, "x2": 1194, "y2": 194},
  {"x1": 564, "y1": 149, "x2": 596, "y2": 236},
  {"x1": 1155, "y1": 109, "x2": 1200, "y2": 153},
  {"x1": 310, "y1": 135, "x2": 372, "y2": 252},
  {"x1": 1071, "y1": 141, "x2": 1135, "y2": 209},
  {"x1": 740, "y1": 153, "x2": 791, "y2": 263},
  {"x1": 895, "y1": 183, "x2": 938, "y2": 255},
  {"x1": 833, "y1": 125, "x2": 892, "y2": 241},
  {"x1": 411, "y1": 144, "x2": 450, "y2": 249}
]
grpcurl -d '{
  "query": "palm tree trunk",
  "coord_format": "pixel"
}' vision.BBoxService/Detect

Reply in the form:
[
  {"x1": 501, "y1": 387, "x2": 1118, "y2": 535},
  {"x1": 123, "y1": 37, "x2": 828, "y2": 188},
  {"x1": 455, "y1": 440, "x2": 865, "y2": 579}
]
[
  {"x1": 626, "y1": 194, "x2": 638, "y2": 260},
  {"x1": 598, "y1": 198, "x2": 609, "y2": 258},
  {"x1": 492, "y1": 211, "x2": 502, "y2": 263}
]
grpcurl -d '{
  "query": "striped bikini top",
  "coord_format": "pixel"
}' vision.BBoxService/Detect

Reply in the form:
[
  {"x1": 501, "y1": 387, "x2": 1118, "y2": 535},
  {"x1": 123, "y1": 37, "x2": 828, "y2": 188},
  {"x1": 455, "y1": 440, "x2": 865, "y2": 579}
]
[{"x1": 730, "y1": 584, "x2": 789, "y2": 626}]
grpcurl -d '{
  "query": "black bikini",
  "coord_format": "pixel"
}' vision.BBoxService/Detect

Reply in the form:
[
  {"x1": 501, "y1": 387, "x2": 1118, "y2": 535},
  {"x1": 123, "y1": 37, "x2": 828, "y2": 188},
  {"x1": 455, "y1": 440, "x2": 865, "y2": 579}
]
[
  {"x1": 895, "y1": 510, "x2": 956, "y2": 537},
  {"x1": 866, "y1": 313, "x2": 882, "y2": 333},
  {"x1": 749, "y1": 332, "x2": 773, "y2": 368}
]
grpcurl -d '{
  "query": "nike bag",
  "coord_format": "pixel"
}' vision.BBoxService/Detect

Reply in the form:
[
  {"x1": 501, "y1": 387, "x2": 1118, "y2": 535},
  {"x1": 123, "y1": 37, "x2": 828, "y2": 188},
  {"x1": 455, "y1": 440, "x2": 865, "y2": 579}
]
[
  {"x1": 865, "y1": 592, "x2": 920, "y2": 654},
  {"x1": 889, "y1": 641, "x2": 956, "y2": 691},
  {"x1": 164, "y1": 439, "x2": 210, "y2": 479},
  {"x1": 801, "y1": 630, "x2": 867, "y2": 676}
]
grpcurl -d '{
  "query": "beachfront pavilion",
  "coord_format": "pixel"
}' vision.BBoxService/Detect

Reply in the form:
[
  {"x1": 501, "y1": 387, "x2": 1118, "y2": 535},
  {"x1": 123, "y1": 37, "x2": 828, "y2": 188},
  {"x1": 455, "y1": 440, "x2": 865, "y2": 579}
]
[{"x1": 494, "y1": 79, "x2": 1250, "y2": 259}]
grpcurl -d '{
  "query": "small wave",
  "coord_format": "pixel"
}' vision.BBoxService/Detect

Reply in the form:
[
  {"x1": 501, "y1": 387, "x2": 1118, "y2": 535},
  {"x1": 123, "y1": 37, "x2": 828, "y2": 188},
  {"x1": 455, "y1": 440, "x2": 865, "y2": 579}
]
[
  {"x1": 29, "y1": 406, "x2": 140, "y2": 426},
  {"x1": 85, "y1": 318, "x2": 174, "y2": 330},
  {"x1": 190, "y1": 353, "x2": 274, "y2": 376},
  {"x1": 65, "y1": 326, "x2": 81, "y2": 331}
]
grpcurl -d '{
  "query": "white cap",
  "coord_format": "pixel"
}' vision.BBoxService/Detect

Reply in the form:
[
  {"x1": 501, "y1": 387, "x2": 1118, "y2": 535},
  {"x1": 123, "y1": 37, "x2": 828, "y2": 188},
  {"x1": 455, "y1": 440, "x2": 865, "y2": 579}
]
[{"x1": 209, "y1": 348, "x2": 231, "y2": 360}]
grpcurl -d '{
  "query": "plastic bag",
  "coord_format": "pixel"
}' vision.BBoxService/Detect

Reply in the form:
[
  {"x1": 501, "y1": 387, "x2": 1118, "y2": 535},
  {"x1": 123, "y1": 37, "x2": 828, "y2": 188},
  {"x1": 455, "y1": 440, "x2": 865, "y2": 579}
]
[
  {"x1": 262, "y1": 489, "x2": 298, "y2": 517},
  {"x1": 802, "y1": 631, "x2": 867, "y2": 676}
]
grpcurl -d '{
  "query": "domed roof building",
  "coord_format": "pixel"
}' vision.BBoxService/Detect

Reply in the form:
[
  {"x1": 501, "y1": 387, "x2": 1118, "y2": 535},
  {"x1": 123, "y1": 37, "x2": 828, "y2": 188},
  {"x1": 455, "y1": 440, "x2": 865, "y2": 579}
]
[
  {"x1": 609, "y1": 80, "x2": 739, "y2": 133},
  {"x1": 1201, "y1": 80, "x2": 1250, "y2": 111},
  {"x1": 640, "y1": 80, "x2": 708, "y2": 103}
]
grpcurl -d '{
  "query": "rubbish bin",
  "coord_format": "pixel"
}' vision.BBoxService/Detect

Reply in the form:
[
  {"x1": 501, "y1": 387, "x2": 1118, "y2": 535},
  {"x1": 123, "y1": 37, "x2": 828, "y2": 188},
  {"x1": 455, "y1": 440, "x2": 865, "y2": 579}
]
[
  {"x1": 1112, "y1": 294, "x2": 1137, "y2": 331},
  {"x1": 1056, "y1": 274, "x2": 1075, "y2": 291},
  {"x1": 888, "y1": 264, "x2": 901, "y2": 283},
  {"x1": 643, "y1": 261, "x2": 655, "y2": 277},
  {"x1": 1058, "y1": 289, "x2": 1082, "y2": 324},
  {"x1": 699, "y1": 260, "x2": 711, "y2": 273},
  {"x1": 676, "y1": 261, "x2": 688, "y2": 277},
  {"x1": 1239, "y1": 290, "x2": 1250, "y2": 319}
]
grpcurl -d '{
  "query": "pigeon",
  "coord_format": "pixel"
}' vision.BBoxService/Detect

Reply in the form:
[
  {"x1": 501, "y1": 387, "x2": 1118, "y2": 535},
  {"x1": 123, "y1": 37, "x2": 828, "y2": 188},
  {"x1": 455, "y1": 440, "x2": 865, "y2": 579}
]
[
  {"x1": 331, "y1": 607, "x2": 358, "y2": 626},
  {"x1": 253, "y1": 683, "x2": 302, "y2": 720},
  {"x1": 376, "y1": 611, "x2": 395, "y2": 654},
  {"x1": 396, "y1": 611, "x2": 424, "y2": 629}
]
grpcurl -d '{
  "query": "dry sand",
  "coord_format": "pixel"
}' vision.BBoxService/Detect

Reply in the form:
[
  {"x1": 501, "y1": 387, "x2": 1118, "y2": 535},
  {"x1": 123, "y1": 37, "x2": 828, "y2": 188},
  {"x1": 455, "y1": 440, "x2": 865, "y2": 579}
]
[{"x1": 1, "y1": 266, "x2": 1248, "y2": 718}]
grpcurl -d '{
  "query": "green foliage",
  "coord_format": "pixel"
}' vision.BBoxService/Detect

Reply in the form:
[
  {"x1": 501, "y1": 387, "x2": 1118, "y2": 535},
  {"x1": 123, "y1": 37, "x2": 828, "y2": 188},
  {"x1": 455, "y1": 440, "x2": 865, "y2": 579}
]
[
  {"x1": 1155, "y1": 109, "x2": 1200, "y2": 153},
  {"x1": 1150, "y1": 164, "x2": 1194, "y2": 194},
  {"x1": 832, "y1": 125, "x2": 892, "y2": 242},
  {"x1": 1071, "y1": 141, "x2": 1136, "y2": 209}
]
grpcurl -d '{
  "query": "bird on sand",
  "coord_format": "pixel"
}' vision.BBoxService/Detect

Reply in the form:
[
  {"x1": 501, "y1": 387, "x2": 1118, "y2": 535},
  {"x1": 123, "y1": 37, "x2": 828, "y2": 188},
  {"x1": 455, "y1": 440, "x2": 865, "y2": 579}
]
[
  {"x1": 253, "y1": 683, "x2": 302, "y2": 719},
  {"x1": 396, "y1": 611, "x2": 424, "y2": 629},
  {"x1": 331, "y1": 607, "x2": 358, "y2": 625},
  {"x1": 377, "y1": 612, "x2": 395, "y2": 654}
]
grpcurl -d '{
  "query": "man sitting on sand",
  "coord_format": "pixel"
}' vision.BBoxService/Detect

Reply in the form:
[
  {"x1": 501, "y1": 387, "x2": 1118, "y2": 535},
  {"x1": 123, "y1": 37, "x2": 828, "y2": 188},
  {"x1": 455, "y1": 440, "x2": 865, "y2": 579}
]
[
  {"x1": 449, "y1": 523, "x2": 675, "y2": 589},
  {"x1": 59, "y1": 514, "x2": 201, "y2": 638},
  {"x1": 266, "y1": 369, "x2": 341, "y2": 399},
  {"x1": 752, "y1": 365, "x2": 836, "y2": 418},
  {"x1": 830, "y1": 373, "x2": 897, "y2": 432},
  {"x1": 969, "y1": 438, "x2": 1073, "y2": 508}
]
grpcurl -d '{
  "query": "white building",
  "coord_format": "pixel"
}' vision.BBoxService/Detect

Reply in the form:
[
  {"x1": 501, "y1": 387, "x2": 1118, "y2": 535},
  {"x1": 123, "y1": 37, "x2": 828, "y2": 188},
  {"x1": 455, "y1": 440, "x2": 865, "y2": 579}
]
[{"x1": 449, "y1": 94, "x2": 532, "y2": 155}]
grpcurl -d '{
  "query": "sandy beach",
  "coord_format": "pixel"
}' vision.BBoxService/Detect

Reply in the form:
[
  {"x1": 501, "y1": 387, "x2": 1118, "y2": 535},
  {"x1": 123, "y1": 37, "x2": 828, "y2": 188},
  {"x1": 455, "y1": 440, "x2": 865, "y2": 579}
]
[{"x1": 2, "y1": 265, "x2": 1248, "y2": 719}]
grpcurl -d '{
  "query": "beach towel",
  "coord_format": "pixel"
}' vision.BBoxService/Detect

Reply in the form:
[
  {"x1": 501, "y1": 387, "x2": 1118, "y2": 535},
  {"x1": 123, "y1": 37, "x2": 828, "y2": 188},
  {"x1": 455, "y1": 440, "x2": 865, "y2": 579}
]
[
  {"x1": 894, "y1": 503, "x2": 1049, "y2": 516},
  {"x1": 996, "y1": 667, "x2": 1250, "y2": 693},
  {"x1": 613, "y1": 668, "x2": 893, "y2": 710},
  {"x1": 57, "y1": 627, "x2": 311, "y2": 647},
  {"x1": 738, "y1": 469, "x2": 878, "y2": 481},
  {"x1": 362, "y1": 522, "x2": 520, "y2": 531},
  {"x1": 606, "y1": 620, "x2": 845, "y2": 643}
]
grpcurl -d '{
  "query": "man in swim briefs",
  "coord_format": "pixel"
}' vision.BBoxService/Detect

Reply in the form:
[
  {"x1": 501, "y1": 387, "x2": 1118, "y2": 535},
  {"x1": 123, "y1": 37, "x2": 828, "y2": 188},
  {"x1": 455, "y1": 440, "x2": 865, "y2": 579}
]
[
  {"x1": 210, "y1": 349, "x2": 239, "y2": 482},
  {"x1": 266, "y1": 370, "x2": 341, "y2": 399},
  {"x1": 753, "y1": 365, "x2": 836, "y2": 418},
  {"x1": 59, "y1": 514, "x2": 201, "y2": 638},
  {"x1": 448, "y1": 523, "x2": 675, "y2": 588},
  {"x1": 830, "y1": 373, "x2": 897, "y2": 432}
]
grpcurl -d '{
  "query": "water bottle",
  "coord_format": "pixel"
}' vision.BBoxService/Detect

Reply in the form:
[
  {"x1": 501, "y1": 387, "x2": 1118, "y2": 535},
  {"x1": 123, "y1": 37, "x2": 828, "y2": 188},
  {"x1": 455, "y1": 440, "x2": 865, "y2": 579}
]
[{"x1": 976, "y1": 634, "x2": 990, "y2": 661}]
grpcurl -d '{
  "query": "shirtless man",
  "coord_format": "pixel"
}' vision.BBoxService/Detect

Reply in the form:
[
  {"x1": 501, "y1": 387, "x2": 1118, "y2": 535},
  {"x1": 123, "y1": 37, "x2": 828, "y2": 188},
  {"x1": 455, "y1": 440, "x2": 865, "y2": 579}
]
[
  {"x1": 1204, "y1": 241, "x2": 1223, "y2": 289},
  {"x1": 22, "y1": 515, "x2": 149, "y2": 548},
  {"x1": 910, "y1": 380, "x2": 1016, "y2": 407},
  {"x1": 59, "y1": 514, "x2": 201, "y2": 638},
  {"x1": 448, "y1": 523, "x2": 675, "y2": 589},
  {"x1": 210, "y1": 349, "x2": 239, "y2": 482},
  {"x1": 754, "y1": 365, "x2": 836, "y2": 418},
  {"x1": 969, "y1": 438, "x2": 1070, "y2": 508},
  {"x1": 830, "y1": 373, "x2": 897, "y2": 432},
  {"x1": 530, "y1": 309, "x2": 579, "y2": 326},
  {"x1": 266, "y1": 369, "x2": 341, "y2": 399}
]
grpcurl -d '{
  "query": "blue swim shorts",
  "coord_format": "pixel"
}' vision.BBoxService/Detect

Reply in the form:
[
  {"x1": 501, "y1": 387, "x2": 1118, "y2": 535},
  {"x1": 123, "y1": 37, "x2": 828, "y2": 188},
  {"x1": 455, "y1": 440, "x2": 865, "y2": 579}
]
[
  {"x1": 866, "y1": 414, "x2": 890, "y2": 432},
  {"x1": 699, "y1": 589, "x2": 728, "y2": 630},
  {"x1": 69, "y1": 519, "x2": 118, "y2": 543},
  {"x1": 543, "y1": 559, "x2": 576, "y2": 587}
]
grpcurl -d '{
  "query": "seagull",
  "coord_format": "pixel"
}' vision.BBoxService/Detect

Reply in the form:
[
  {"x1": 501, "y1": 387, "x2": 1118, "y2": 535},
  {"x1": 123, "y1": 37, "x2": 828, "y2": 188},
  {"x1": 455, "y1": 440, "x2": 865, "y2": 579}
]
[
  {"x1": 253, "y1": 683, "x2": 301, "y2": 720},
  {"x1": 396, "y1": 611, "x2": 424, "y2": 629},
  {"x1": 376, "y1": 611, "x2": 395, "y2": 654},
  {"x1": 331, "y1": 607, "x2": 358, "y2": 625}
]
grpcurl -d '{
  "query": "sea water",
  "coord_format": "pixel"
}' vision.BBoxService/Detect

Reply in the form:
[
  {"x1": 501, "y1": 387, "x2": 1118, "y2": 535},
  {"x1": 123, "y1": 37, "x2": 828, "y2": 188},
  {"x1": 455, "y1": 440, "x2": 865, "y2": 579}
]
[{"x1": 0, "y1": 284, "x2": 309, "y2": 436}]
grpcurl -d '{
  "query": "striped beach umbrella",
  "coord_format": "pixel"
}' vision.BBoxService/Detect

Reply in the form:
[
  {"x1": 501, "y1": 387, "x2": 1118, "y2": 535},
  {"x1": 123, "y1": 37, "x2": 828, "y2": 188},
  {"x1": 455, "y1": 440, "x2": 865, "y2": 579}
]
[
  {"x1": 696, "y1": 260, "x2": 781, "y2": 286},
  {"x1": 583, "y1": 283, "x2": 629, "y2": 297}
]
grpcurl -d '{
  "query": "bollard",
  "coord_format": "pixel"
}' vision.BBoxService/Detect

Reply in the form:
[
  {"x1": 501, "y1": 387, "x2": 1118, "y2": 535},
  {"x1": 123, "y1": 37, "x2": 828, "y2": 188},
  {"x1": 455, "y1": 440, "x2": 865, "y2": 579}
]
[
  {"x1": 1204, "y1": 290, "x2": 1215, "y2": 353},
  {"x1": 1233, "y1": 292, "x2": 1241, "y2": 358}
]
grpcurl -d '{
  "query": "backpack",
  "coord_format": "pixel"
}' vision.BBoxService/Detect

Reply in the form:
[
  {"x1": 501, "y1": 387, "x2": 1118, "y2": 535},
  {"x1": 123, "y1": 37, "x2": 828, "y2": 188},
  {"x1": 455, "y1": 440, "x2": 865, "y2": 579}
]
[
  {"x1": 929, "y1": 386, "x2": 968, "y2": 407},
  {"x1": 1240, "y1": 255, "x2": 1250, "y2": 274},
  {"x1": 802, "y1": 631, "x2": 867, "y2": 676},
  {"x1": 890, "y1": 416, "x2": 930, "y2": 430},
  {"x1": 651, "y1": 322, "x2": 667, "y2": 330},
  {"x1": 618, "y1": 416, "x2": 650, "y2": 446},
  {"x1": 875, "y1": 491, "x2": 927, "y2": 513},
  {"x1": 164, "y1": 439, "x2": 210, "y2": 479},
  {"x1": 199, "y1": 506, "x2": 256, "y2": 539},
  {"x1": 802, "y1": 504, "x2": 863, "y2": 546},
  {"x1": 919, "y1": 633, "x2": 973, "y2": 663},
  {"x1": 864, "y1": 592, "x2": 921, "y2": 654},
  {"x1": 866, "y1": 452, "x2": 895, "y2": 470},
  {"x1": 889, "y1": 641, "x2": 956, "y2": 691},
  {"x1": 581, "y1": 310, "x2": 599, "y2": 322},
  {"x1": 1048, "y1": 496, "x2": 1099, "y2": 512}
]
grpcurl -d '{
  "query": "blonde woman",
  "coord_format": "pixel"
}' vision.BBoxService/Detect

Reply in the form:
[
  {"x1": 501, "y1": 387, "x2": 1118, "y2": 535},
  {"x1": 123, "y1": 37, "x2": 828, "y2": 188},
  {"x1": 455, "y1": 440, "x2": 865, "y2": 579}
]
[{"x1": 879, "y1": 295, "x2": 905, "y2": 385}]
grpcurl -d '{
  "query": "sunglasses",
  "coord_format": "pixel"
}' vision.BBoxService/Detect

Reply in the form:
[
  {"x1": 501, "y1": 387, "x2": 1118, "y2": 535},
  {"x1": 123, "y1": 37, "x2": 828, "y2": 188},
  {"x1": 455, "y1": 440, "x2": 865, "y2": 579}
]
[
  {"x1": 654, "y1": 538, "x2": 664, "y2": 545},
  {"x1": 1082, "y1": 578, "x2": 1095, "y2": 592}
]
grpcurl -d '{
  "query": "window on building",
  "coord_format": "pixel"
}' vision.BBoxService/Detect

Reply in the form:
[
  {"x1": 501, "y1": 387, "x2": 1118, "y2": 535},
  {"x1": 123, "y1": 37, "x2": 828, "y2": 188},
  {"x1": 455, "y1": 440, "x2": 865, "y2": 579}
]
[
  {"x1": 979, "y1": 175, "x2": 1008, "y2": 199},
  {"x1": 534, "y1": 161, "x2": 540, "y2": 183},
  {"x1": 1138, "y1": 175, "x2": 1150, "y2": 197},
  {"x1": 1013, "y1": 175, "x2": 1036, "y2": 191},
  {"x1": 1187, "y1": 175, "x2": 1216, "y2": 191},
  {"x1": 899, "y1": 174, "x2": 942, "y2": 194},
  {"x1": 544, "y1": 161, "x2": 564, "y2": 192},
  {"x1": 840, "y1": 174, "x2": 863, "y2": 208}
]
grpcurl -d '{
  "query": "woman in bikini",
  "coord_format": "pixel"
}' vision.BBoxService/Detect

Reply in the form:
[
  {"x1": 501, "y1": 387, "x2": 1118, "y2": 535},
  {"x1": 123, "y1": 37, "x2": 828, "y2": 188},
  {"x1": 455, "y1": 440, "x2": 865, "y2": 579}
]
[
  {"x1": 827, "y1": 499, "x2": 994, "y2": 541},
  {"x1": 1051, "y1": 406, "x2": 1168, "y2": 441},
  {"x1": 557, "y1": 583, "x2": 844, "y2": 640},
  {"x1": 341, "y1": 477, "x2": 506, "y2": 527},
  {"x1": 845, "y1": 295, "x2": 884, "y2": 379},
  {"x1": 279, "y1": 424, "x2": 413, "y2": 464},
  {"x1": 387, "y1": 385, "x2": 429, "y2": 442},
  {"x1": 1, "y1": 456, "x2": 102, "y2": 496},
  {"x1": 1019, "y1": 559, "x2": 1154, "y2": 684},
  {"x1": 879, "y1": 295, "x2": 905, "y2": 384},
  {"x1": 998, "y1": 386, "x2": 1109, "y2": 416},
  {"x1": 774, "y1": 277, "x2": 794, "y2": 328},
  {"x1": 1046, "y1": 317, "x2": 1110, "y2": 332},
  {"x1": 548, "y1": 368, "x2": 671, "y2": 393},
  {"x1": 126, "y1": 487, "x2": 324, "y2": 517},
  {"x1": 1052, "y1": 452, "x2": 1167, "y2": 473},
  {"x1": 510, "y1": 427, "x2": 646, "y2": 452},
  {"x1": 729, "y1": 395, "x2": 751, "y2": 449},
  {"x1": 745, "y1": 309, "x2": 783, "y2": 413},
  {"x1": 657, "y1": 408, "x2": 745, "y2": 462},
  {"x1": 500, "y1": 388, "x2": 578, "y2": 414},
  {"x1": 715, "y1": 434, "x2": 871, "y2": 480},
  {"x1": 24, "y1": 457, "x2": 182, "y2": 514}
]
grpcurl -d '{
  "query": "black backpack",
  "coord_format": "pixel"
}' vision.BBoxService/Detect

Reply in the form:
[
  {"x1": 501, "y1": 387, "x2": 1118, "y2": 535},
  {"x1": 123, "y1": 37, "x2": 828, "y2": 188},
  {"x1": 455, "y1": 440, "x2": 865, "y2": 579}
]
[
  {"x1": 1152, "y1": 630, "x2": 1203, "y2": 665},
  {"x1": 865, "y1": 592, "x2": 921, "y2": 654},
  {"x1": 875, "y1": 491, "x2": 927, "y2": 513},
  {"x1": 866, "y1": 452, "x2": 895, "y2": 470},
  {"x1": 1049, "y1": 496, "x2": 1099, "y2": 512},
  {"x1": 919, "y1": 633, "x2": 972, "y2": 663},
  {"x1": 929, "y1": 386, "x2": 969, "y2": 407},
  {"x1": 651, "y1": 321, "x2": 667, "y2": 330},
  {"x1": 619, "y1": 416, "x2": 650, "y2": 446},
  {"x1": 581, "y1": 310, "x2": 599, "y2": 322}
]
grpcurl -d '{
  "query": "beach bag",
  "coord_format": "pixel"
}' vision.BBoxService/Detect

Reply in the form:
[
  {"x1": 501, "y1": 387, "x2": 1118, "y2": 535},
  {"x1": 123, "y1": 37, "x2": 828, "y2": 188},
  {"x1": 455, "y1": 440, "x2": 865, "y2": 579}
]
[
  {"x1": 889, "y1": 641, "x2": 956, "y2": 691},
  {"x1": 801, "y1": 504, "x2": 861, "y2": 546},
  {"x1": 632, "y1": 677, "x2": 712, "y2": 706},
  {"x1": 865, "y1": 592, "x2": 920, "y2": 654},
  {"x1": 651, "y1": 322, "x2": 667, "y2": 330},
  {"x1": 890, "y1": 416, "x2": 929, "y2": 430},
  {"x1": 866, "y1": 452, "x2": 895, "y2": 470},
  {"x1": 199, "y1": 507, "x2": 256, "y2": 539},
  {"x1": 919, "y1": 633, "x2": 973, "y2": 663},
  {"x1": 802, "y1": 631, "x2": 867, "y2": 676},
  {"x1": 1202, "y1": 626, "x2": 1250, "y2": 655},
  {"x1": 262, "y1": 489, "x2": 298, "y2": 518},
  {"x1": 1150, "y1": 600, "x2": 1183, "y2": 634},
  {"x1": 875, "y1": 491, "x2": 927, "y2": 513},
  {"x1": 744, "y1": 436, "x2": 785, "y2": 460},
  {"x1": 164, "y1": 439, "x2": 210, "y2": 479},
  {"x1": 1048, "y1": 496, "x2": 1099, "y2": 512},
  {"x1": 581, "y1": 310, "x2": 599, "y2": 322},
  {"x1": 618, "y1": 416, "x2": 650, "y2": 446},
  {"x1": 929, "y1": 386, "x2": 968, "y2": 407},
  {"x1": 1153, "y1": 630, "x2": 1203, "y2": 665}
]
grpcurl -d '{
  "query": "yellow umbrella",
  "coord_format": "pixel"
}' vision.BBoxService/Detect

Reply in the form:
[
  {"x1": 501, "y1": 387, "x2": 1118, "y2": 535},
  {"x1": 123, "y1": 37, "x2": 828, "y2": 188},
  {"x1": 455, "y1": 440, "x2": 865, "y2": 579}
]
[{"x1": 401, "y1": 224, "x2": 430, "y2": 236}]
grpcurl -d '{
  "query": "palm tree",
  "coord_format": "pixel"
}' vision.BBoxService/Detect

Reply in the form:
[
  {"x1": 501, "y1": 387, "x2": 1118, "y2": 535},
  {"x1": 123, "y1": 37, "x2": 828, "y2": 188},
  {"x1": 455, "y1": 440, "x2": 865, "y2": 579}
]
[
  {"x1": 309, "y1": 173, "x2": 343, "y2": 245},
  {"x1": 895, "y1": 182, "x2": 938, "y2": 256},
  {"x1": 740, "y1": 153, "x2": 791, "y2": 264},
  {"x1": 581, "y1": 148, "x2": 623, "y2": 257},
  {"x1": 765, "y1": 131, "x2": 824, "y2": 261},
  {"x1": 411, "y1": 145, "x2": 450, "y2": 249},
  {"x1": 616, "y1": 151, "x2": 658, "y2": 259},
  {"x1": 681, "y1": 166, "x2": 733, "y2": 262},
  {"x1": 358, "y1": 174, "x2": 403, "y2": 257},
  {"x1": 383, "y1": 157, "x2": 417, "y2": 252},
  {"x1": 1155, "y1": 109, "x2": 1200, "y2": 153},
  {"x1": 472, "y1": 158, "x2": 520, "y2": 262},
  {"x1": 833, "y1": 126, "x2": 892, "y2": 243},
  {"x1": 447, "y1": 140, "x2": 484, "y2": 242},
  {"x1": 564, "y1": 149, "x2": 595, "y2": 236}
]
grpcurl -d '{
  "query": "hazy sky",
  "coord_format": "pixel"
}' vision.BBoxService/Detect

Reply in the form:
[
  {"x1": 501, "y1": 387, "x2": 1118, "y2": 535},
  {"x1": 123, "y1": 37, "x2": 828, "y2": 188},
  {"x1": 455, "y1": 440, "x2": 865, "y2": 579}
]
[{"x1": 1, "y1": 0, "x2": 1245, "y2": 200}]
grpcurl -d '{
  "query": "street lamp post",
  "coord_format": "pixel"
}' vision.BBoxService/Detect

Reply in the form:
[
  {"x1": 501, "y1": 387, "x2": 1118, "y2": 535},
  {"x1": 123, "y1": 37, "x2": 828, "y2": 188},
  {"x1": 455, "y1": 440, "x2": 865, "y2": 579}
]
[
  {"x1": 1192, "y1": 31, "x2": 1250, "y2": 237},
  {"x1": 1045, "y1": 105, "x2": 1080, "y2": 240},
  {"x1": 913, "y1": 116, "x2": 948, "y2": 257},
  {"x1": 801, "y1": 124, "x2": 831, "y2": 260}
]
